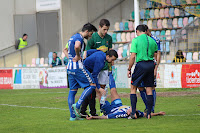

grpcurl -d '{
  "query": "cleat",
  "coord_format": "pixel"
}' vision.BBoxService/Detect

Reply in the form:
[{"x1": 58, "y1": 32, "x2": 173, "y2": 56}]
[
  {"x1": 80, "y1": 112, "x2": 89, "y2": 118},
  {"x1": 69, "y1": 117, "x2": 83, "y2": 121},
  {"x1": 91, "y1": 114, "x2": 98, "y2": 116},
  {"x1": 99, "y1": 112, "x2": 104, "y2": 116},
  {"x1": 72, "y1": 104, "x2": 81, "y2": 117}
]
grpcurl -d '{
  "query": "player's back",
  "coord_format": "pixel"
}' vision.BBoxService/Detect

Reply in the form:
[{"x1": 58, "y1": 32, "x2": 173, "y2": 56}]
[
  {"x1": 84, "y1": 50, "x2": 106, "y2": 73},
  {"x1": 67, "y1": 33, "x2": 84, "y2": 70}
]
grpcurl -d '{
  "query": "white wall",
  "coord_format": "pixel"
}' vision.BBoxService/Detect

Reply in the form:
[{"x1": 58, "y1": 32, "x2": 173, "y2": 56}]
[
  {"x1": 61, "y1": 0, "x2": 134, "y2": 47},
  {"x1": 15, "y1": 0, "x2": 36, "y2": 14},
  {"x1": 0, "y1": 0, "x2": 36, "y2": 51},
  {"x1": 0, "y1": 0, "x2": 15, "y2": 50}
]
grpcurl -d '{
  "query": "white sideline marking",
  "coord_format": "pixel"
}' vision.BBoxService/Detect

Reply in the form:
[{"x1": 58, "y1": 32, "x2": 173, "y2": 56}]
[
  {"x1": 165, "y1": 114, "x2": 200, "y2": 116},
  {"x1": 0, "y1": 104, "x2": 68, "y2": 111},
  {"x1": 1, "y1": 104, "x2": 200, "y2": 117}
]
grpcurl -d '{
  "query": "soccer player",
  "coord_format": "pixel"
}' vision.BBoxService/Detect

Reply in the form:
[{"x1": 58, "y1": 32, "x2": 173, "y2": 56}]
[
  {"x1": 81, "y1": 19, "x2": 113, "y2": 116},
  {"x1": 83, "y1": 49, "x2": 118, "y2": 97},
  {"x1": 65, "y1": 23, "x2": 97, "y2": 121},
  {"x1": 127, "y1": 25, "x2": 158, "y2": 119},
  {"x1": 138, "y1": 25, "x2": 161, "y2": 113},
  {"x1": 85, "y1": 74, "x2": 165, "y2": 120}
]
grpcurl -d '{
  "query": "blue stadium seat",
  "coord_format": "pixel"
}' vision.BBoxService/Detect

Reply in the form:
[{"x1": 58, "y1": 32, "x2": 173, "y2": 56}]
[
  {"x1": 122, "y1": 45, "x2": 128, "y2": 58},
  {"x1": 119, "y1": 22, "x2": 124, "y2": 31},
  {"x1": 151, "y1": 31, "x2": 156, "y2": 36},
  {"x1": 166, "y1": 42, "x2": 170, "y2": 52},
  {"x1": 186, "y1": 52, "x2": 193, "y2": 61},
  {"x1": 116, "y1": 33, "x2": 122, "y2": 42},
  {"x1": 167, "y1": 60, "x2": 172, "y2": 63},
  {"x1": 140, "y1": 9, "x2": 145, "y2": 19},
  {"x1": 36, "y1": 58, "x2": 40, "y2": 66},
  {"x1": 48, "y1": 58, "x2": 53, "y2": 65},
  {"x1": 48, "y1": 52, "x2": 53, "y2": 58}
]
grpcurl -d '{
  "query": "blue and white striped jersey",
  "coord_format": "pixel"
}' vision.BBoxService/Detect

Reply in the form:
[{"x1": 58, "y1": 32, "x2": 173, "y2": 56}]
[
  {"x1": 67, "y1": 33, "x2": 85, "y2": 70},
  {"x1": 151, "y1": 34, "x2": 161, "y2": 51},
  {"x1": 107, "y1": 106, "x2": 144, "y2": 119}
]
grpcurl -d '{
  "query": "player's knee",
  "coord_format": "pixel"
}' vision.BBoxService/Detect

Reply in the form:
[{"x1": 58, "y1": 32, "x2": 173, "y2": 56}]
[{"x1": 138, "y1": 87, "x2": 145, "y2": 91}]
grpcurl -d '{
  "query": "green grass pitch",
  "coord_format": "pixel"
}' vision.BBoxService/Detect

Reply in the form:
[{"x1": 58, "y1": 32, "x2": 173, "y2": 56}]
[{"x1": 0, "y1": 88, "x2": 200, "y2": 133}]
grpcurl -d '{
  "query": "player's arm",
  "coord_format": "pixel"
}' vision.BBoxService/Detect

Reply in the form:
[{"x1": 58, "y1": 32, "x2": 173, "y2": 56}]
[
  {"x1": 154, "y1": 42, "x2": 159, "y2": 77},
  {"x1": 63, "y1": 43, "x2": 69, "y2": 59},
  {"x1": 144, "y1": 111, "x2": 165, "y2": 117},
  {"x1": 73, "y1": 41, "x2": 82, "y2": 62},
  {"x1": 86, "y1": 115, "x2": 108, "y2": 120},
  {"x1": 128, "y1": 39, "x2": 137, "y2": 78}
]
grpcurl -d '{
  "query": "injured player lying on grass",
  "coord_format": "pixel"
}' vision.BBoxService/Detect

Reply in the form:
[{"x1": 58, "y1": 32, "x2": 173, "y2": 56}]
[{"x1": 85, "y1": 73, "x2": 165, "y2": 120}]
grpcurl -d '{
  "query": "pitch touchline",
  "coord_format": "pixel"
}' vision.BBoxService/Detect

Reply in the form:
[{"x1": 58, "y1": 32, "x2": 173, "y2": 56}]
[
  {"x1": 0, "y1": 104, "x2": 68, "y2": 111},
  {"x1": 1, "y1": 104, "x2": 200, "y2": 117}
]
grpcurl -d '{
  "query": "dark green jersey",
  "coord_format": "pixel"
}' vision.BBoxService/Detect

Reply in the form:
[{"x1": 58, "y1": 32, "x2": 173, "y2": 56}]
[{"x1": 86, "y1": 32, "x2": 112, "y2": 70}]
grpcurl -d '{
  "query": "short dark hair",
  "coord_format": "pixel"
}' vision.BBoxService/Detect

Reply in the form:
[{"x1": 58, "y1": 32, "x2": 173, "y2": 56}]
[
  {"x1": 106, "y1": 50, "x2": 118, "y2": 58},
  {"x1": 143, "y1": 24, "x2": 149, "y2": 32},
  {"x1": 99, "y1": 19, "x2": 110, "y2": 27},
  {"x1": 136, "y1": 25, "x2": 146, "y2": 32},
  {"x1": 53, "y1": 52, "x2": 57, "y2": 55},
  {"x1": 23, "y1": 34, "x2": 28, "y2": 37},
  {"x1": 136, "y1": 111, "x2": 140, "y2": 118},
  {"x1": 82, "y1": 23, "x2": 97, "y2": 32}
]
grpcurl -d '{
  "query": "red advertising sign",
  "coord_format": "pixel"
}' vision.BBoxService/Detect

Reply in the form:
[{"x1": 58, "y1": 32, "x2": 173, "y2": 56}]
[
  {"x1": 181, "y1": 64, "x2": 200, "y2": 88},
  {"x1": 0, "y1": 69, "x2": 13, "y2": 89}
]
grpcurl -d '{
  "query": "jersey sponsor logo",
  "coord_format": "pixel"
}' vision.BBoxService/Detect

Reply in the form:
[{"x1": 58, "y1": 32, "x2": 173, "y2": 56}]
[
  {"x1": 97, "y1": 46, "x2": 108, "y2": 53},
  {"x1": 96, "y1": 42, "x2": 101, "y2": 43},
  {"x1": 116, "y1": 113, "x2": 128, "y2": 118}
]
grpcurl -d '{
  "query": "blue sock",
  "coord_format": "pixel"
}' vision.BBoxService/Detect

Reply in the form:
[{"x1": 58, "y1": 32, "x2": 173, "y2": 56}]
[
  {"x1": 130, "y1": 94, "x2": 137, "y2": 115},
  {"x1": 140, "y1": 89, "x2": 148, "y2": 110},
  {"x1": 147, "y1": 95, "x2": 153, "y2": 116},
  {"x1": 76, "y1": 86, "x2": 96, "y2": 109},
  {"x1": 68, "y1": 90, "x2": 77, "y2": 118},
  {"x1": 152, "y1": 89, "x2": 156, "y2": 112},
  {"x1": 109, "y1": 73, "x2": 116, "y2": 89}
]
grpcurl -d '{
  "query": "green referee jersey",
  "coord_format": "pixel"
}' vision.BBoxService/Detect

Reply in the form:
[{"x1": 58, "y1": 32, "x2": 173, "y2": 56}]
[
  {"x1": 130, "y1": 34, "x2": 158, "y2": 63},
  {"x1": 86, "y1": 32, "x2": 112, "y2": 70}
]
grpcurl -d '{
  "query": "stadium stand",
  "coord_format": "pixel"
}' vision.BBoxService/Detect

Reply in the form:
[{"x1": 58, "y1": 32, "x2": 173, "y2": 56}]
[{"x1": 109, "y1": 0, "x2": 200, "y2": 63}]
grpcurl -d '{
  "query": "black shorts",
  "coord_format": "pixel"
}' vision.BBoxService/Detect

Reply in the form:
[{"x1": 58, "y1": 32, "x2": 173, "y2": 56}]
[{"x1": 131, "y1": 61, "x2": 155, "y2": 87}]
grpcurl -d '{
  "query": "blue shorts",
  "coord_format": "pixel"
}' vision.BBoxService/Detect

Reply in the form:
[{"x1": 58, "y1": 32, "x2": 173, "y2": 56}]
[
  {"x1": 101, "y1": 99, "x2": 122, "y2": 115},
  {"x1": 131, "y1": 61, "x2": 155, "y2": 87},
  {"x1": 67, "y1": 68, "x2": 95, "y2": 90}
]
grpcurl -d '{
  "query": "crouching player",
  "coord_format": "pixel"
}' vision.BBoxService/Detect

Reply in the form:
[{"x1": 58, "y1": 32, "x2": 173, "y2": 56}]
[{"x1": 86, "y1": 73, "x2": 165, "y2": 120}]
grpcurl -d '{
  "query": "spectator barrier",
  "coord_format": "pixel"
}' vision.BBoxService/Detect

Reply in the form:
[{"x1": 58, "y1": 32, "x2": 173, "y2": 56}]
[{"x1": 0, "y1": 63, "x2": 199, "y2": 89}]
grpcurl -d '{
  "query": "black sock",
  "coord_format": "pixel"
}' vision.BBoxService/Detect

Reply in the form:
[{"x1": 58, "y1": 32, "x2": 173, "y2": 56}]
[
  {"x1": 130, "y1": 94, "x2": 137, "y2": 115},
  {"x1": 147, "y1": 95, "x2": 153, "y2": 116}
]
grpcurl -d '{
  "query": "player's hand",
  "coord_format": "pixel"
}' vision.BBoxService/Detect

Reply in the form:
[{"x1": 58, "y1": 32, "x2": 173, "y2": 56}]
[
  {"x1": 73, "y1": 55, "x2": 82, "y2": 62},
  {"x1": 159, "y1": 111, "x2": 166, "y2": 115},
  {"x1": 127, "y1": 70, "x2": 131, "y2": 78},
  {"x1": 86, "y1": 115, "x2": 93, "y2": 120},
  {"x1": 99, "y1": 88, "x2": 106, "y2": 96}
]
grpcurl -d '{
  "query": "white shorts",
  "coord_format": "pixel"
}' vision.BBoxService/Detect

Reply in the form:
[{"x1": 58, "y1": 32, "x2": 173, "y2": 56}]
[{"x1": 98, "y1": 70, "x2": 109, "y2": 85}]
